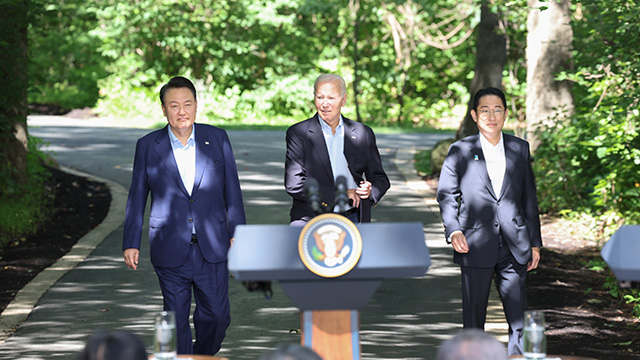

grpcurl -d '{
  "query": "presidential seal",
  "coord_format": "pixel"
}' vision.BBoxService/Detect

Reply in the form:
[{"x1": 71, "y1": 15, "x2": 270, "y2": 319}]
[{"x1": 298, "y1": 213, "x2": 363, "y2": 278}]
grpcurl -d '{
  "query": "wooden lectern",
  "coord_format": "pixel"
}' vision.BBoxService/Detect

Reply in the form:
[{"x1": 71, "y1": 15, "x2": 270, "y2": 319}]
[{"x1": 228, "y1": 220, "x2": 430, "y2": 359}]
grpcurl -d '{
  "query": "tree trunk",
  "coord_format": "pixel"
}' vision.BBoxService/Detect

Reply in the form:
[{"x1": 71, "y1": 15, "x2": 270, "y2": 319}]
[
  {"x1": 0, "y1": 0, "x2": 30, "y2": 182},
  {"x1": 455, "y1": 2, "x2": 507, "y2": 140},
  {"x1": 526, "y1": 0, "x2": 574, "y2": 152},
  {"x1": 349, "y1": 0, "x2": 363, "y2": 123}
]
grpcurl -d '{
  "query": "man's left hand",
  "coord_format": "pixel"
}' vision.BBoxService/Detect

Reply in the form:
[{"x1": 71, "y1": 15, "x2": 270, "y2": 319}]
[{"x1": 527, "y1": 247, "x2": 541, "y2": 271}]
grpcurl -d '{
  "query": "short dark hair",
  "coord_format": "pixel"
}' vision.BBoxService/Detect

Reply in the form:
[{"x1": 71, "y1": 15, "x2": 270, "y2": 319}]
[
  {"x1": 159, "y1": 76, "x2": 197, "y2": 105},
  {"x1": 473, "y1": 87, "x2": 507, "y2": 111},
  {"x1": 78, "y1": 331, "x2": 148, "y2": 360},
  {"x1": 436, "y1": 329, "x2": 507, "y2": 360}
]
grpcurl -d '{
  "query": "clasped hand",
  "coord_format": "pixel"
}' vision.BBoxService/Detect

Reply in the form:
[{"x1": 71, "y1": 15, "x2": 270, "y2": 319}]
[{"x1": 347, "y1": 181, "x2": 372, "y2": 208}]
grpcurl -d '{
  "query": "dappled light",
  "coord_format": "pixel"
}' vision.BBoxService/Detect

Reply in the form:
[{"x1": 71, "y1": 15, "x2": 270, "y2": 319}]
[
  {"x1": 0, "y1": 127, "x2": 524, "y2": 360},
  {"x1": 2, "y1": 0, "x2": 637, "y2": 357}
]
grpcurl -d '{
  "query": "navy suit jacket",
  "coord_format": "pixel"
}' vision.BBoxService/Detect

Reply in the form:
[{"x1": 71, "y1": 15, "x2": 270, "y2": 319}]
[
  {"x1": 285, "y1": 114, "x2": 390, "y2": 222},
  {"x1": 123, "y1": 124, "x2": 246, "y2": 268},
  {"x1": 436, "y1": 133, "x2": 542, "y2": 268}
]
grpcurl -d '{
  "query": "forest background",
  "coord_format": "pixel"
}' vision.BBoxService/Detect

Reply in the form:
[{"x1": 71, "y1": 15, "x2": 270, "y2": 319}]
[{"x1": 0, "y1": 0, "x2": 639, "y2": 316}]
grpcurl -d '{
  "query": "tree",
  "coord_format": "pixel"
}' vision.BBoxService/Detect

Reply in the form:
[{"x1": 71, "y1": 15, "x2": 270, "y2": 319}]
[
  {"x1": 28, "y1": 0, "x2": 109, "y2": 110},
  {"x1": 525, "y1": 0, "x2": 573, "y2": 151},
  {"x1": 0, "y1": 0, "x2": 30, "y2": 183},
  {"x1": 534, "y1": 0, "x2": 640, "y2": 227},
  {"x1": 455, "y1": 1, "x2": 507, "y2": 140},
  {"x1": 349, "y1": 0, "x2": 363, "y2": 122},
  {"x1": 383, "y1": 0, "x2": 475, "y2": 124}
]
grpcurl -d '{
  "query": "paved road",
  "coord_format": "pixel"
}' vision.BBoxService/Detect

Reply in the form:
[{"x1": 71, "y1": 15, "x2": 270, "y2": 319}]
[{"x1": 0, "y1": 116, "x2": 505, "y2": 359}]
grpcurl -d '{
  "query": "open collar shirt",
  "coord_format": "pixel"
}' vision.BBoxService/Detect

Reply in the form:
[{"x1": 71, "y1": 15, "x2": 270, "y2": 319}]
[
  {"x1": 479, "y1": 131, "x2": 506, "y2": 198},
  {"x1": 318, "y1": 115, "x2": 358, "y2": 190}
]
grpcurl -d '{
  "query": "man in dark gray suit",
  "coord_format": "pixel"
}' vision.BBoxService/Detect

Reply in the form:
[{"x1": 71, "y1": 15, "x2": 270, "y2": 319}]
[
  {"x1": 285, "y1": 74, "x2": 389, "y2": 225},
  {"x1": 436, "y1": 87, "x2": 542, "y2": 356}
]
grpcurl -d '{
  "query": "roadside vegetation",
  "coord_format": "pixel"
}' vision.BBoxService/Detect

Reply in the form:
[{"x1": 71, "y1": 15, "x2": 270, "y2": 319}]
[{"x1": 0, "y1": 137, "x2": 54, "y2": 246}]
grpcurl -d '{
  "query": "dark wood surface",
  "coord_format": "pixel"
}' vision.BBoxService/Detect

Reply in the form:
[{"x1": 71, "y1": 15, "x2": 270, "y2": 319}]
[
  {"x1": 510, "y1": 356, "x2": 598, "y2": 360},
  {"x1": 150, "y1": 355, "x2": 228, "y2": 360}
]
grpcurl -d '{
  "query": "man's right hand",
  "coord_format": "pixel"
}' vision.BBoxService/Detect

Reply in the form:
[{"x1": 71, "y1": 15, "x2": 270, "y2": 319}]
[
  {"x1": 450, "y1": 232, "x2": 469, "y2": 253},
  {"x1": 124, "y1": 248, "x2": 140, "y2": 270}
]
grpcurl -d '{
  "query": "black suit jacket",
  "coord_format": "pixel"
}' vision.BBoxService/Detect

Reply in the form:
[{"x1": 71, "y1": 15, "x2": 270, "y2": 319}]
[
  {"x1": 436, "y1": 133, "x2": 542, "y2": 268},
  {"x1": 285, "y1": 114, "x2": 390, "y2": 222}
]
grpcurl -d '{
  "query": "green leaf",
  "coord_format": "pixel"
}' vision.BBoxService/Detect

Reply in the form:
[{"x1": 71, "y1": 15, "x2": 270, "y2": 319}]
[{"x1": 596, "y1": 147, "x2": 608, "y2": 159}]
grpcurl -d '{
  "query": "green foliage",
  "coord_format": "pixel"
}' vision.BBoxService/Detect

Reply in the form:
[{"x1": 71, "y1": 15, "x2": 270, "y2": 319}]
[
  {"x1": 0, "y1": 137, "x2": 54, "y2": 247},
  {"x1": 88, "y1": 0, "x2": 330, "y2": 122},
  {"x1": 414, "y1": 149, "x2": 433, "y2": 177},
  {"x1": 345, "y1": 0, "x2": 476, "y2": 125},
  {"x1": 28, "y1": 0, "x2": 109, "y2": 109},
  {"x1": 494, "y1": 0, "x2": 529, "y2": 132},
  {"x1": 603, "y1": 273, "x2": 640, "y2": 318},
  {"x1": 28, "y1": 0, "x2": 479, "y2": 126},
  {"x1": 533, "y1": 0, "x2": 640, "y2": 240},
  {"x1": 624, "y1": 293, "x2": 640, "y2": 318},
  {"x1": 586, "y1": 258, "x2": 607, "y2": 272}
]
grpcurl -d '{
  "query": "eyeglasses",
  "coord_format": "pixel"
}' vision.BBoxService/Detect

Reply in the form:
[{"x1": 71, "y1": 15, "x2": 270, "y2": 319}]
[{"x1": 478, "y1": 109, "x2": 505, "y2": 118}]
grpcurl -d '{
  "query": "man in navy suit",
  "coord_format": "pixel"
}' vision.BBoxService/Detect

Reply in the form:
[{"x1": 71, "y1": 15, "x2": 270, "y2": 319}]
[
  {"x1": 285, "y1": 74, "x2": 389, "y2": 225},
  {"x1": 123, "y1": 76, "x2": 246, "y2": 355},
  {"x1": 437, "y1": 87, "x2": 542, "y2": 356}
]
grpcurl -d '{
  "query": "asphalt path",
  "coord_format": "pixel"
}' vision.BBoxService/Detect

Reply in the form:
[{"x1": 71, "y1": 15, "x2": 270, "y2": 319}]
[{"x1": 0, "y1": 116, "x2": 506, "y2": 359}]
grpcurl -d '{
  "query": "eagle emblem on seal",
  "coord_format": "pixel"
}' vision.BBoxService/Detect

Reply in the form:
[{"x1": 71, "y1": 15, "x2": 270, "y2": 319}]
[{"x1": 298, "y1": 214, "x2": 363, "y2": 278}]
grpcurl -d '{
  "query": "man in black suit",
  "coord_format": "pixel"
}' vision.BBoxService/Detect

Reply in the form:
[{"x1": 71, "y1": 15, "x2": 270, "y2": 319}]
[
  {"x1": 285, "y1": 74, "x2": 390, "y2": 225},
  {"x1": 436, "y1": 87, "x2": 542, "y2": 356}
]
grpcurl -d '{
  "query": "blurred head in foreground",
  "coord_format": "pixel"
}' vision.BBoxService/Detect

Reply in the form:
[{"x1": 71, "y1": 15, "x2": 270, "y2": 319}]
[
  {"x1": 436, "y1": 329, "x2": 508, "y2": 360},
  {"x1": 78, "y1": 331, "x2": 148, "y2": 360},
  {"x1": 259, "y1": 343, "x2": 323, "y2": 360}
]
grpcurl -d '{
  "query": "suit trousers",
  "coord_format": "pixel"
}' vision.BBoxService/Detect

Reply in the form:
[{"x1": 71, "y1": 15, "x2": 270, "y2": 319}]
[
  {"x1": 460, "y1": 240, "x2": 527, "y2": 356},
  {"x1": 153, "y1": 243, "x2": 231, "y2": 355}
]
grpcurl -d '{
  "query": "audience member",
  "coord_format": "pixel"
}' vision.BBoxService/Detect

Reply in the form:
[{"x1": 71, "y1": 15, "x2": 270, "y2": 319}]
[
  {"x1": 436, "y1": 329, "x2": 508, "y2": 360},
  {"x1": 78, "y1": 331, "x2": 148, "y2": 360},
  {"x1": 259, "y1": 343, "x2": 323, "y2": 360}
]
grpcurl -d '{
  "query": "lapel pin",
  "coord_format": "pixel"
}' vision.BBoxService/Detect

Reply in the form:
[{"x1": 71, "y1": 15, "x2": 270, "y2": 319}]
[
  {"x1": 474, "y1": 155, "x2": 479, "y2": 161},
  {"x1": 205, "y1": 141, "x2": 210, "y2": 145}
]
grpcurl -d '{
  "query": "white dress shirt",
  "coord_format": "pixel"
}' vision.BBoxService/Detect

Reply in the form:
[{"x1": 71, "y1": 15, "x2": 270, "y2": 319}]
[{"x1": 479, "y1": 132, "x2": 506, "y2": 198}]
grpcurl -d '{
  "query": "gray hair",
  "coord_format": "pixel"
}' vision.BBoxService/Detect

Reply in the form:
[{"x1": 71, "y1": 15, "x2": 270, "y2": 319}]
[
  {"x1": 313, "y1": 74, "x2": 347, "y2": 97},
  {"x1": 436, "y1": 329, "x2": 508, "y2": 360}
]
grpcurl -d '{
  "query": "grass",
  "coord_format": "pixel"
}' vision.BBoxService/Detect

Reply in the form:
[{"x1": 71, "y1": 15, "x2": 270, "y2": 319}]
[{"x1": 0, "y1": 139, "x2": 54, "y2": 247}]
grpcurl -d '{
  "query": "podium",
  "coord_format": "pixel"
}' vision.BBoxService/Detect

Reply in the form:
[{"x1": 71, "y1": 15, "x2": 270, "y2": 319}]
[{"x1": 228, "y1": 220, "x2": 430, "y2": 359}]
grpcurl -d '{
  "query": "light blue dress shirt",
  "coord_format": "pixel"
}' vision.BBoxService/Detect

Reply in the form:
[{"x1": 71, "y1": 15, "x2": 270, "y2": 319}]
[
  {"x1": 319, "y1": 116, "x2": 358, "y2": 212},
  {"x1": 168, "y1": 125, "x2": 196, "y2": 234}
]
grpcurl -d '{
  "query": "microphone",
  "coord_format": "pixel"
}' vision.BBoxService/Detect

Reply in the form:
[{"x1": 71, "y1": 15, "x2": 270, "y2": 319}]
[
  {"x1": 304, "y1": 177, "x2": 322, "y2": 214},
  {"x1": 334, "y1": 175, "x2": 349, "y2": 213}
]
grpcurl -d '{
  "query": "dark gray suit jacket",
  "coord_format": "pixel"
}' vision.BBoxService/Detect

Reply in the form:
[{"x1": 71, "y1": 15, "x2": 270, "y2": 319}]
[
  {"x1": 285, "y1": 114, "x2": 390, "y2": 222},
  {"x1": 436, "y1": 133, "x2": 542, "y2": 268}
]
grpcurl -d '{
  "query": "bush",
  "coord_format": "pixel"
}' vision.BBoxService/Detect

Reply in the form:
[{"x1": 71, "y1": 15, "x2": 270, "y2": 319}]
[{"x1": 0, "y1": 137, "x2": 54, "y2": 247}]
